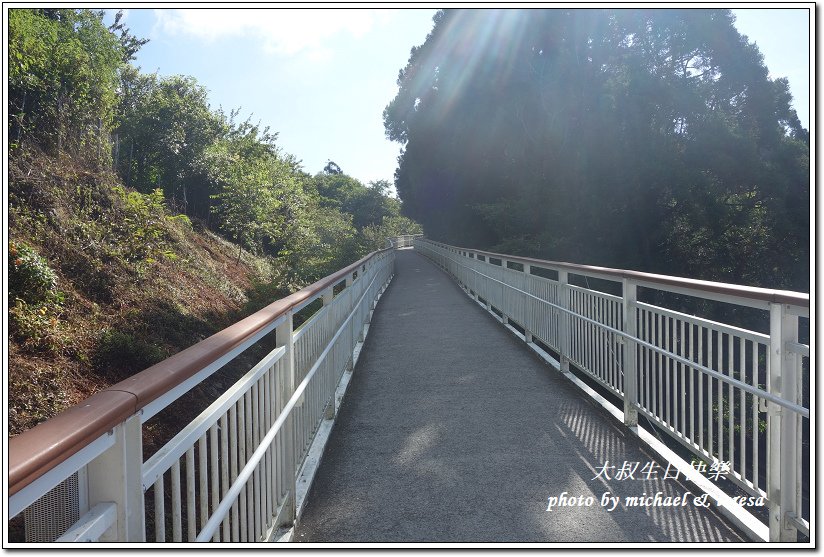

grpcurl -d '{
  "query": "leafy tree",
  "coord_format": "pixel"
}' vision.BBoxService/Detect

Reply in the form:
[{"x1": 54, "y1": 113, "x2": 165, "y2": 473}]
[
  {"x1": 9, "y1": 9, "x2": 125, "y2": 159},
  {"x1": 385, "y1": 8, "x2": 809, "y2": 290},
  {"x1": 114, "y1": 71, "x2": 223, "y2": 216},
  {"x1": 203, "y1": 116, "x2": 295, "y2": 258},
  {"x1": 313, "y1": 172, "x2": 399, "y2": 230},
  {"x1": 277, "y1": 204, "x2": 358, "y2": 285}
]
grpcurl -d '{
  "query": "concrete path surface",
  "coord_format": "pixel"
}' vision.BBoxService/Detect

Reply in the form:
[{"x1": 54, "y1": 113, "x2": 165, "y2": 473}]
[{"x1": 294, "y1": 249, "x2": 747, "y2": 543}]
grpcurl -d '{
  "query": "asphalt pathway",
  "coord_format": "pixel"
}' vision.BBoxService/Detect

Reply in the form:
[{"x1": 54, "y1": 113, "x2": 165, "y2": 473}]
[{"x1": 294, "y1": 249, "x2": 747, "y2": 543}]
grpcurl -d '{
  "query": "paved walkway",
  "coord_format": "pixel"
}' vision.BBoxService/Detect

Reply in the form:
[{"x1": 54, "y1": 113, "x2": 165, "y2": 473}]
[{"x1": 294, "y1": 250, "x2": 747, "y2": 543}]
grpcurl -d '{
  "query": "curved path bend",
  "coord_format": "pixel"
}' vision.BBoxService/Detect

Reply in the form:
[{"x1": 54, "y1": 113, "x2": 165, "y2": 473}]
[{"x1": 295, "y1": 249, "x2": 746, "y2": 543}]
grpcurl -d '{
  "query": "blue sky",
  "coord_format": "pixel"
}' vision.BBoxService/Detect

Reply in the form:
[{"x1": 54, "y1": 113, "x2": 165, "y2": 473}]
[{"x1": 109, "y1": 7, "x2": 811, "y2": 189}]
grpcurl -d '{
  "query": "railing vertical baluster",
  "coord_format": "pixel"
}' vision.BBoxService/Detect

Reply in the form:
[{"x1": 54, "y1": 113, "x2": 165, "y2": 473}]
[
  {"x1": 575, "y1": 291, "x2": 582, "y2": 366},
  {"x1": 622, "y1": 279, "x2": 638, "y2": 428},
  {"x1": 612, "y1": 300, "x2": 619, "y2": 390},
  {"x1": 679, "y1": 319, "x2": 686, "y2": 434},
  {"x1": 663, "y1": 315, "x2": 670, "y2": 426},
  {"x1": 655, "y1": 312, "x2": 662, "y2": 421},
  {"x1": 253, "y1": 462, "x2": 261, "y2": 540},
  {"x1": 262, "y1": 372, "x2": 271, "y2": 530},
  {"x1": 580, "y1": 292, "x2": 586, "y2": 368},
  {"x1": 608, "y1": 298, "x2": 614, "y2": 387},
  {"x1": 698, "y1": 326, "x2": 704, "y2": 452},
  {"x1": 597, "y1": 296, "x2": 603, "y2": 382},
  {"x1": 186, "y1": 447, "x2": 196, "y2": 541},
  {"x1": 647, "y1": 310, "x2": 653, "y2": 415},
  {"x1": 739, "y1": 338, "x2": 746, "y2": 486},
  {"x1": 716, "y1": 332, "x2": 732, "y2": 463},
  {"x1": 715, "y1": 331, "x2": 725, "y2": 462},
  {"x1": 651, "y1": 312, "x2": 658, "y2": 419},
  {"x1": 219, "y1": 413, "x2": 230, "y2": 540},
  {"x1": 198, "y1": 435, "x2": 208, "y2": 538},
  {"x1": 709, "y1": 328, "x2": 716, "y2": 456},
  {"x1": 276, "y1": 378, "x2": 284, "y2": 505},
  {"x1": 589, "y1": 294, "x2": 595, "y2": 373},
  {"x1": 255, "y1": 377, "x2": 265, "y2": 538},
  {"x1": 229, "y1": 405, "x2": 239, "y2": 542},
  {"x1": 688, "y1": 323, "x2": 695, "y2": 444},
  {"x1": 171, "y1": 460, "x2": 182, "y2": 542},
  {"x1": 753, "y1": 342, "x2": 760, "y2": 493},
  {"x1": 268, "y1": 364, "x2": 277, "y2": 529},
  {"x1": 209, "y1": 424, "x2": 219, "y2": 542},
  {"x1": 239, "y1": 395, "x2": 249, "y2": 543},
  {"x1": 668, "y1": 317, "x2": 675, "y2": 428},
  {"x1": 154, "y1": 476, "x2": 165, "y2": 542}
]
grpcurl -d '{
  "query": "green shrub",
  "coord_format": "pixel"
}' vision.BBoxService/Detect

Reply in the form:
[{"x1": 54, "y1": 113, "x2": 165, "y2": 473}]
[
  {"x1": 8, "y1": 241, "x2": 60, "y2": 304},
  {"x1": 8, "y1": 242, "x2": 66, "y2": 350},
  {"x1": 112, "y1": 186, "x2": 179, "y2": 264},
  {"x1": 94, "y1": 328, "x2": 167, "y2": 381}
]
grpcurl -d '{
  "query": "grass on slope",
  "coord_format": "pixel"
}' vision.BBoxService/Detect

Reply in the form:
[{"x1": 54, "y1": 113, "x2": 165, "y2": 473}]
[{"x1": 7, "y1": 148, "x2": 281, "y2": 439}]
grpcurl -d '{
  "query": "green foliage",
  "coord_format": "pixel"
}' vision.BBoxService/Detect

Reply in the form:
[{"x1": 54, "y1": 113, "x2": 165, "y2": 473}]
[
  {"x1": 94, "y1": 328, "x2": 167, "y2": 381},
  {"x1": 115, "y1": 69, "x2": 223, "y2": 216},
  {"x1": 8, "y1": 298, "x2": 65, "y2": 353},
  {"x1": 107, "y1": 9, "x2": 149, "y2": 63},
  {"x1": 279, "y1": 205, "x2": 359, "y2": 285},
  {"x1": 8, "y1": 241, "x2": 66, "y2": 351},
  {"x1": 9, "y1": 9, "x2": 125, "y2": 159},
  {"x1": 204, "y1": 115, "x2": 295, "y2": 256},
  {"x1": 360, "y1": 215, "x2": 424, "y2": 251},
  {"x1": 112, "y1": 186, "x2": 179, "y2": 264},
  {"x1": 8, "y1": 241, "x2": 61, "y2": 304},
  {"x1": 313, "y1": 170, "x2": 399, "y2": 230},
  {"x1": 385, "y1": 9, "x2": 809, "y2": 291}
]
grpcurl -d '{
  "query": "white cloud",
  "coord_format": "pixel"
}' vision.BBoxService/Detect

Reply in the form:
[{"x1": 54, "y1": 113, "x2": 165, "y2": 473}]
[{"x1": 154, "y1": 8, "x2": 396, "y2": 59}]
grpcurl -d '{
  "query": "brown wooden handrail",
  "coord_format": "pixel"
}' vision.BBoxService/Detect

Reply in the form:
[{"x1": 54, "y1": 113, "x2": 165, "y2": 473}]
[
  {"x1": 421, "y1": 239, "x2": 810, "y2": 308},
  {"x1": 8, "y1": 248, "x2": 393, "y2": 497}
]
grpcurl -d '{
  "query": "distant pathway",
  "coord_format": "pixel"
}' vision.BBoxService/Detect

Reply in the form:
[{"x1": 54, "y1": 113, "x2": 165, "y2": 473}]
[{"x1": 294, "y1": 250, "x2": 746, "y2": 543}]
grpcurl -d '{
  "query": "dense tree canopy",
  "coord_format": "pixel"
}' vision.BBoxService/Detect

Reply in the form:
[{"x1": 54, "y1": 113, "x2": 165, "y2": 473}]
[{"x1": 385, "y1": 9, "x2": 809, "y2": 290}]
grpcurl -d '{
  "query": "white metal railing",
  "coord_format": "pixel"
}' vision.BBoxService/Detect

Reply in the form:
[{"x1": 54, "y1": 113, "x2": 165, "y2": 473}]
[
  {"x1": 9, "y1": 248, "x2": 395, "y2": 543},
  {"x1": 415, "y1": 238, "x2": 811, "y2": 543},
  {"x1": 387, "y1": 234, "x2": 423, "y2": 249}
]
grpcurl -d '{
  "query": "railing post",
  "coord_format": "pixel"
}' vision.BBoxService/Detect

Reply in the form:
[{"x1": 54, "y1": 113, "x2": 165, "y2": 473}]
[
  {"x1": 321, "y1": 286, "x2": 334, "y2": 306},
  {"x1": 768, "y1": 302, "x2": 799, "y2": 542},
  {"x1": 275, "y1": 311, "x2": 296, "y2": 528},
  {"x1": 558, "y1": 270, "x2": 570, "y2": 372},
  {"x1": 85, "y1": 413, "x2": 145, "y2": 542},
  {"x1": 622, "y1": 279, "x2": 638, "y2": 428}
]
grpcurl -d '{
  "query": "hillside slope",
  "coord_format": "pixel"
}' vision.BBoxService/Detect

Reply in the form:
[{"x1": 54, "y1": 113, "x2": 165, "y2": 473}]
[{"x1": 8, "y1": 148, "x2": 277, "y2": 436}]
